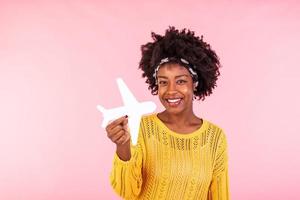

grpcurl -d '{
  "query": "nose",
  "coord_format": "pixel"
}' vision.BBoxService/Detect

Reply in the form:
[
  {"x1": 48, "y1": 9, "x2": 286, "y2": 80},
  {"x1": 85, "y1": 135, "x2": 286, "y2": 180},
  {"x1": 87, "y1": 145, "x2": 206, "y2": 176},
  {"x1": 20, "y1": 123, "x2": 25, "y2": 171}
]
[{"x1": 166, "y1": 81, "x2": 177, "y2": 94}]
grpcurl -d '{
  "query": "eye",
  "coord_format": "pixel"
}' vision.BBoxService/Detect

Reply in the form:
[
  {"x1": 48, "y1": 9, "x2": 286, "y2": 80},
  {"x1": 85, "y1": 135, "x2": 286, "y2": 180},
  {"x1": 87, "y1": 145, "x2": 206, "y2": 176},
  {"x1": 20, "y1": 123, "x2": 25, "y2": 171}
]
[
  {"x1": 177, "y1": 79, "x2": 187, "y2": 85},
  {"x1": 158, "y1": 80, "x2": 167, "y2": 86}
]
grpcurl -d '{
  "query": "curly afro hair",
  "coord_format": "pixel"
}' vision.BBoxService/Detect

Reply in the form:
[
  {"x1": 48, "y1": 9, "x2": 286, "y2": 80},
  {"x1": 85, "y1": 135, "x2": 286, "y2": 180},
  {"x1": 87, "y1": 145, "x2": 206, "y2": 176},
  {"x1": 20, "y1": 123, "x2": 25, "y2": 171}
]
[{"x1": 138, "y1": 26, "x2": 221, "y2": 101}]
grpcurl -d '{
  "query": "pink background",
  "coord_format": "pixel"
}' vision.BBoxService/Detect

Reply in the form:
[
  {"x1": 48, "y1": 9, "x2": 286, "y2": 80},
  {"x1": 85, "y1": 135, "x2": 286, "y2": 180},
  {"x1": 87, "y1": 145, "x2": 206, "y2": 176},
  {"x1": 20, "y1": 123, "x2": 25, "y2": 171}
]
[{"x1": 1, "y1": 1, "x2": 300, "y2": 199}]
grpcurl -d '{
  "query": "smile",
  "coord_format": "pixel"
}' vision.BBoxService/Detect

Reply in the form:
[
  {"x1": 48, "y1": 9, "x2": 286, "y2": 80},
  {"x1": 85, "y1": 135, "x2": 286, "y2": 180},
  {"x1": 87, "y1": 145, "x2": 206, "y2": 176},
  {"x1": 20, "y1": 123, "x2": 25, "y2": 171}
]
[{"x1": 166, "y1": 98, "x2": 183, "y2": 107}]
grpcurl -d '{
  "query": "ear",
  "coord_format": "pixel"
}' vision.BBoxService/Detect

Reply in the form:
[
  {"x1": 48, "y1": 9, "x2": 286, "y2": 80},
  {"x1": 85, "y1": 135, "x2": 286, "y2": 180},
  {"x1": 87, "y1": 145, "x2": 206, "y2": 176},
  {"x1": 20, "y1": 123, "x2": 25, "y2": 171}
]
[{"x1": 193, "y1": 81, "x2": 198, "y2": 91}]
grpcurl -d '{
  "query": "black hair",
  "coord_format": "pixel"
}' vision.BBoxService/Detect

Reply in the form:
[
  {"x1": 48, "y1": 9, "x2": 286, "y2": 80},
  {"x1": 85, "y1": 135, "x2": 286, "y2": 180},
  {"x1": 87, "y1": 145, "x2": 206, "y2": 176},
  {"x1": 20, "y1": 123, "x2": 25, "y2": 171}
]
[{"x1": 138, "y1": 26, "x2": 221, "y2": 101}]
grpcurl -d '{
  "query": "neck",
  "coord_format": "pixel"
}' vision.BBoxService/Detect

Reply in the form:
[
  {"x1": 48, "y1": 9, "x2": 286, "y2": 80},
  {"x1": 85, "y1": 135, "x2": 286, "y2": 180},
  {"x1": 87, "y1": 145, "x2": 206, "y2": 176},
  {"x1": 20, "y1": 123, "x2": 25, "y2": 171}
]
[{"x1": 160, "y1": 108, "x2": 198, "y2": 126}]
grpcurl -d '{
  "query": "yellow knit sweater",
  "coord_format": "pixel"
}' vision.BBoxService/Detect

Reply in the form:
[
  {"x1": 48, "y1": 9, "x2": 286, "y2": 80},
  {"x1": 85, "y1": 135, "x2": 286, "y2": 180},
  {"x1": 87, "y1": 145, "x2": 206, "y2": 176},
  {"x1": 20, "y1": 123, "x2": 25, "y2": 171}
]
[{"x1": 110, "y1": 113, "x2": 230, "y2": 200}]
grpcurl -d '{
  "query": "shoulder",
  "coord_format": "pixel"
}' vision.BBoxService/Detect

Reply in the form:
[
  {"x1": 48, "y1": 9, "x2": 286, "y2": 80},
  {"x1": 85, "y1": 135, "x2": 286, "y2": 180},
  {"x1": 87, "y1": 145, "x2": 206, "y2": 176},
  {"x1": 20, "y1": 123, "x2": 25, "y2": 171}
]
[
  {"x1": 204, "y1": 119, "x2": 228, "y2": 144},
  {"x1": 205, "y1": 119, "x2": 224, "y2": 133},
  {"x1": 141, "y1": 113, "x2": 157, "y2": 122}
]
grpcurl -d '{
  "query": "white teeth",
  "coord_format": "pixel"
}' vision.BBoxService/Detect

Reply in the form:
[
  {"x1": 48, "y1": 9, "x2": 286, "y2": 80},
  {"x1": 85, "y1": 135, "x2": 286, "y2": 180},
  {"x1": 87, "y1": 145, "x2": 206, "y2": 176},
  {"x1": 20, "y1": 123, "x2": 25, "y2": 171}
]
[{"x1": 167, "y1": 98, "x2": 181, "y2": 103}]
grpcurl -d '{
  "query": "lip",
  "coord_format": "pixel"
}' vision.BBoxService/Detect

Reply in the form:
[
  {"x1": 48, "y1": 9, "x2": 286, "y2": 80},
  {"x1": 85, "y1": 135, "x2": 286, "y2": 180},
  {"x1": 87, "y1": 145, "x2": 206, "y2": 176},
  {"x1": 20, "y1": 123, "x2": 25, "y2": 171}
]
[
  {"x1": 165, "y1": 98, "x2": 183, "y2": 107},
  {"x1": 165, "y1": 96, "x2": 183, "y2": 100}
]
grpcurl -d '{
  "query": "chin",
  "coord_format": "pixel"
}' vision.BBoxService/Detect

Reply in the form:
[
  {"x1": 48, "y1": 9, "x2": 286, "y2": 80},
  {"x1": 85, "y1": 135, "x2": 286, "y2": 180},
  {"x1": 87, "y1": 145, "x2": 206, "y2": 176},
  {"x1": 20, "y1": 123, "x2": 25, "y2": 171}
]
[{"x1": 164, "y1": 107, "x2": 185, "y2": 115}]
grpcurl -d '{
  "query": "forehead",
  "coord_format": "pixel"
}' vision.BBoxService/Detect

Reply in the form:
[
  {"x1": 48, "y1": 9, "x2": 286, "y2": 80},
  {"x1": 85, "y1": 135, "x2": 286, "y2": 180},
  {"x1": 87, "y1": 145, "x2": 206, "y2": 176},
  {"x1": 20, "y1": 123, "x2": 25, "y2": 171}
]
[{"x1": 157, "y1": 63, "x2": 190, "y2": 77}]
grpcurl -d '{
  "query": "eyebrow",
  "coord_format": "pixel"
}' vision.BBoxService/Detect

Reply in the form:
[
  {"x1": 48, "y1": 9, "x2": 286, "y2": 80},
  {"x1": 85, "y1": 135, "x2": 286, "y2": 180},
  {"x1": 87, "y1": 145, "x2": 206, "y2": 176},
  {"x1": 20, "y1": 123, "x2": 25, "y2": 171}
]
[{"x1": 157, "y1": 74, "x2": 189, "y2": 79}]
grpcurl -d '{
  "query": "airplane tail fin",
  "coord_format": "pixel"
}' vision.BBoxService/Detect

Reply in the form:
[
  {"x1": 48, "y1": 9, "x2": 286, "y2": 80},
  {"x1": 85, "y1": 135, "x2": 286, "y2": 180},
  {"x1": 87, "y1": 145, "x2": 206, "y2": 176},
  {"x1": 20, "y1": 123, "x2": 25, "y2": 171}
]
[{"x1": 96, "y1": 105, "x2": 108, "y2": 128}]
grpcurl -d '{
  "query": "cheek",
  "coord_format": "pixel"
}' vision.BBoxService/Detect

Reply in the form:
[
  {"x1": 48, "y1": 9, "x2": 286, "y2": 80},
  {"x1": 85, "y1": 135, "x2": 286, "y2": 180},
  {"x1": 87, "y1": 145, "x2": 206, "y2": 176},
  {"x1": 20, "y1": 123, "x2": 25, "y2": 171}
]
[
  {"x1": 158, "y1": 85, "x2": 167, "y2": 94},
  {"x1": 158, "y1": 88, "x2": 165, "y2": 100},
  {"x1": 180, "y1": 86, "x2": 193, "y2": 95},
  {"x1": 181, "y1": 87, "x2": 189, "y2": 93}
]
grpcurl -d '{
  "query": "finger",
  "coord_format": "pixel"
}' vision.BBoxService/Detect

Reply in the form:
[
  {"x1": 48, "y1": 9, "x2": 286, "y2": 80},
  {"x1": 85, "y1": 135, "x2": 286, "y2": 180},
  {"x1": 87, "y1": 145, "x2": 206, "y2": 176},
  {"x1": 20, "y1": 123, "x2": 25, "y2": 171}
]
[
  {"x1": 108, "y1": 125, "x2": 123, "y2": 138},
  {"x1": 121, "y1": 134, "x2": 131, "y2": 145},
  {"x1": 124, "y1": 124, "x2": 130, "y2": 132},
  {"x1": 122, "y1": 117, "x2": 128, "y2": 126},
  {"x1": 111, "y1": 130, "x2": 125, "y2": 142},
  {"x1": 106, "y1": 116, "x2": 125, "y2": 130},
  {"x1": 116, "y1": 133, "x2": 130, "y2": 145},
  {"x1": 108, "y1": 118, "x2": 128, "y2": 136},
  {"x1": 106, "y1": 115, "x2": 128, "y2": 131},
  {"x1": 117, "y1": 129, "x2": 130, "y2": 145}
]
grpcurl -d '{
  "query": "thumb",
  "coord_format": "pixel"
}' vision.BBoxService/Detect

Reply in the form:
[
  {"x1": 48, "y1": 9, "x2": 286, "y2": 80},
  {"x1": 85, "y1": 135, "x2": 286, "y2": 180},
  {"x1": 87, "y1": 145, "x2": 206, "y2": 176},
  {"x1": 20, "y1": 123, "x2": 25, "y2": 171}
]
[
  {"x1": 122, "y1": 115, "x2": 129, "y2": 126},
  {"x1": 123, "y1": 121, "x2": 130, "y2": 133}
]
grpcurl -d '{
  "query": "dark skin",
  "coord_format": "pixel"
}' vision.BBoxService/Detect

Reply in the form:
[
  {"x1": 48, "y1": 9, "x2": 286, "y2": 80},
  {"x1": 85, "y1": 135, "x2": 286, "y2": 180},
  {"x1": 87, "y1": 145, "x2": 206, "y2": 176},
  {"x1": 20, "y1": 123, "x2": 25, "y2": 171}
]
[
  {"x1": 156, "y1": 63, "x2": 202, "y2": 134},
  {"x1": 105, "y1": 63, "x2": 203, "y2": 161}
]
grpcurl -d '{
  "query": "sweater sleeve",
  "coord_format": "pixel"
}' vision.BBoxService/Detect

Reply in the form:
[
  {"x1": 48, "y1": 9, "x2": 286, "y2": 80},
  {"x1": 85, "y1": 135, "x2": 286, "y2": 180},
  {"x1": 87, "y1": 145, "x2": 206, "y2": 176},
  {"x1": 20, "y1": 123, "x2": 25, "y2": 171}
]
[
  {"x1": 109, "y1": 124, "x2": 145, "y2": 199},
  {"x1": 208, "y1": 130, "x2": 230, "y2": 200}
]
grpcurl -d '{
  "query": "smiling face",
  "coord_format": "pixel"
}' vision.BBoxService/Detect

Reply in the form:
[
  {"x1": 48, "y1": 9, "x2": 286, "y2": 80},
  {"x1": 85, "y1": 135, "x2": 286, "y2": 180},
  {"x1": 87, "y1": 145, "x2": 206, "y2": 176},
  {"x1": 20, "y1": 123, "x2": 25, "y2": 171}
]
[{"x1": 156, "y1": 63, "x2": 195, "y2": 115}]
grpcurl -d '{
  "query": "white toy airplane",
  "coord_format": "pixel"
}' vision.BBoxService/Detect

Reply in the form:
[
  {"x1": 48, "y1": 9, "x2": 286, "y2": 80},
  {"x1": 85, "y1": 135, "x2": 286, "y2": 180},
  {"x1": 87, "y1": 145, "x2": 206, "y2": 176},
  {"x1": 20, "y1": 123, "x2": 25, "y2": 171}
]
[{"x1": 97, "y1": 78, "x2": 156, "y2": 145}]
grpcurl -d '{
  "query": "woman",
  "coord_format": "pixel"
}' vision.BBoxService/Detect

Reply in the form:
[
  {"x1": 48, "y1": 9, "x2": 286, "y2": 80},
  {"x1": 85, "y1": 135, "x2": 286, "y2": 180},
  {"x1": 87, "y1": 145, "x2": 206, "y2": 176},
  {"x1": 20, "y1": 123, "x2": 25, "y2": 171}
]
[{"x1": 105, "y1": 27, "x2": 230, "y2": 199}]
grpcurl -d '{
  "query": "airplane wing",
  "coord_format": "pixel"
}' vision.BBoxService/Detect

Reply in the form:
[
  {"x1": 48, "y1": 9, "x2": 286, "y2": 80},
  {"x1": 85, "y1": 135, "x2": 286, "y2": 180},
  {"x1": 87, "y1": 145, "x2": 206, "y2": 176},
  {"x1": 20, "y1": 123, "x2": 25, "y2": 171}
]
[
  {"x1": 97, "y1": 78, "x2": 156, "y2": 145},
  {"x1": 117, "y1": 78, "x2": 138, "y2": 106}
]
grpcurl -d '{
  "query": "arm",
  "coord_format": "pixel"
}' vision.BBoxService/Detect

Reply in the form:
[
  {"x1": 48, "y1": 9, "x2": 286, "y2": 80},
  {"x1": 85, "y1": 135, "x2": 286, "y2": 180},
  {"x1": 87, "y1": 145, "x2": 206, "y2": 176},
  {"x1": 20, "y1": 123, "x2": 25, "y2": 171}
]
[
  {"x1": 208, "y1": 131, "x2": 230, "y2": 200},
  {"x1": 109, "y1": 123, "x2": 145, "y2": 199}
]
